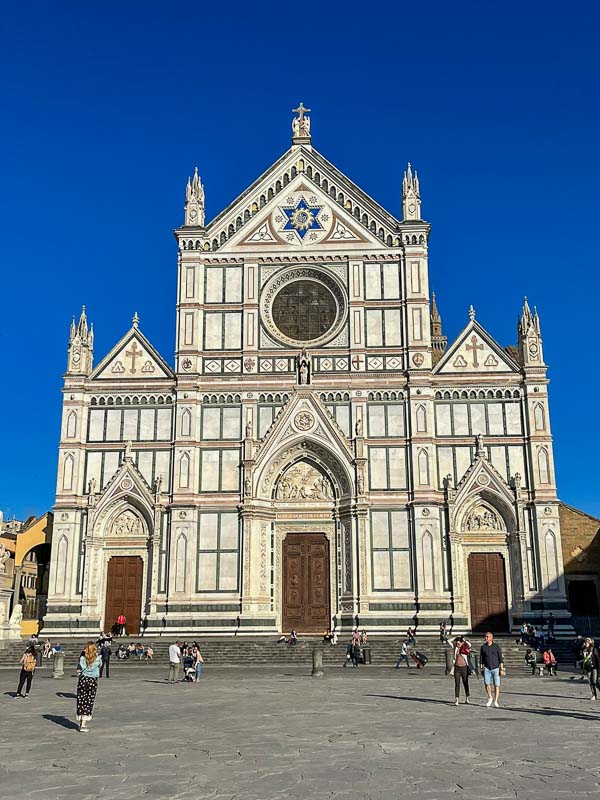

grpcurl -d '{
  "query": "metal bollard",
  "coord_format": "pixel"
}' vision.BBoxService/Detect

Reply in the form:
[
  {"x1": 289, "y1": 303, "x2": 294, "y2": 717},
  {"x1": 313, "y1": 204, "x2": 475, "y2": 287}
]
[
  {"x1": 52, "y1": 651, "x2": 65, "y2": 679},
  {"x1": 311, "y1": 647, "x2": 324, "y2": 678}
]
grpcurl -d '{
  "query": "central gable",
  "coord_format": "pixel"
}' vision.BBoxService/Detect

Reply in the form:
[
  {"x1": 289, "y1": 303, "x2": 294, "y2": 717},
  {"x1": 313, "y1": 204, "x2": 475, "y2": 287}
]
[
  {"x1": 195, "y1": 146, "x2": 404, "y2": 254},
  {"x1": 91, "y1": 327, "x2": 174, "y2": 381}
]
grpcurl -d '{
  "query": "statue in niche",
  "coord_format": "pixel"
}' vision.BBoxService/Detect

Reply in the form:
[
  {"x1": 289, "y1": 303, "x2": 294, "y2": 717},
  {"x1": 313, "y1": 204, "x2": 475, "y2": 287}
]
[
  {"x1": 276, "y1": 462, "x2": 332, "y2": 500},
  {"x1": 355, "y1": 418, "x2": 363, "y2": 437},
  {"x1": 245, "y1": 418, "x2": 253, "y2": 438},
  {"x1": 297, "y1": 349, "x2": 310, "y2": 385},
  {"x1": 0, "y1": 543, "x2": 10, "y2": 574},
  {"x1": 244, "y1": 475, "x2": 252, "y2": 497},
  {"x1": 88, "y1": 477, "x2": 97, "y2": 496},
  {"x1": 464, "y1": 505, "x2": 502, "y2": 532},
  {"x1": 112, "y1": 509, "x2": 142, "y2": 537},
  {"x1": 153, "y1": 475, "x2": 163, "y2": 495}
]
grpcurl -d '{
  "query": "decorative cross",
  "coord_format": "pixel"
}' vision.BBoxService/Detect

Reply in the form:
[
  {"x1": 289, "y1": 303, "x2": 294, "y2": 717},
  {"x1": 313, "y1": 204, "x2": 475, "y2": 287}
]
[
  {"x1": 126, "y1": 341, "x2": 142, "y2": 373},
  {"x1": 352, "y1": 354, "x2": 363, "y2": 370},
  {"x1": 466, "y1": 335, "x2": 483, "y2": 368},
  {"x1": 292, "y1": 102, "x2": 311, "y2": 123}
]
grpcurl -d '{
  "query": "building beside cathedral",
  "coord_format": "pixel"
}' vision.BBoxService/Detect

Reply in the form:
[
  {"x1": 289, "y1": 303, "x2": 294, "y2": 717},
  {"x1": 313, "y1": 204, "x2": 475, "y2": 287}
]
[{"x1": 45, "y1": 106, "x2": 569, "y2": 636}]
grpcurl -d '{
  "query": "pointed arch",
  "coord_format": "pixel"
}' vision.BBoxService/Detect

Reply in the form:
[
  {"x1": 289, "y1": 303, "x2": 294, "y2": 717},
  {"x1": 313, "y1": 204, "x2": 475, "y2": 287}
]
[
  {"x1": 534, "y1": 403, "x2": 545, "y2": 432},
  {"x1": 66, "y1": 410, "x2": 77, "y2": 438},
  {"x1": 544, "y1": 529, "x2": 559, "y2": 590},
  {"x1": 54, "y1": 534, "x2": 68, "y2": 595},
  {"x1": 175, "y1": 530, "x2": 187, "y2": 593},
  {"x1": 418, "y1": 449, "x2": 429, "y2": 485},
  {"x1": 421, "y1": 530, "x2": 435, "y2": 591},
  {"x1": 178, "y1": 452, "x2": 191, "y2": 489},
  {"x1": 181, "y1": 408, "x2": 192, "y2": 437},
  {"x1": 538, "y1": 448, "x2": 550, "y2": 484},
  {"x1": 416, "y1": 404, "x2": 427, "y2": 433},
  {"x1": 62, "y1": 453, "x2": 74, "y2": 491}
]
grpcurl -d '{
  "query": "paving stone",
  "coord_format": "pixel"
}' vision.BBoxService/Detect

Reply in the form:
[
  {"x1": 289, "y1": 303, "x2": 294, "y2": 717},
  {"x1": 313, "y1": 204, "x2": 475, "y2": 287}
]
[{"x1": 1, "y1": 666, "x2": 599, "y2": 799}]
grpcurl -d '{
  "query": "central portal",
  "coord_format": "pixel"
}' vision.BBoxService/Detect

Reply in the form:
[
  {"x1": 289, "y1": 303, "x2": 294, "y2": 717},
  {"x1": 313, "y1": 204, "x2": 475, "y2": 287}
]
[{"x1": 282, "y1": 533, "x2": 330, "y2": 633}]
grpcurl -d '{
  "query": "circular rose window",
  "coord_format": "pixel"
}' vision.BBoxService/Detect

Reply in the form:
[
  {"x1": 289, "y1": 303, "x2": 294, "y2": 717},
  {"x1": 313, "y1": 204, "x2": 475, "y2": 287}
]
[
  {"x1": 272, "y1": 281, "x2": 337, "y2": 341},
  {"x1": 261, "y1": 267, "x2": 348, "y2": 347}
]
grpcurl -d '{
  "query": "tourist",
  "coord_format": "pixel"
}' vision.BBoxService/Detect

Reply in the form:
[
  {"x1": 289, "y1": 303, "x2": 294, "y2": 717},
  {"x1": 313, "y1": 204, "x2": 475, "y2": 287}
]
[
  {"x1": 351, "y1": 640, "x2": 361, "y2": 668},
  {"x1": 182, "y1": 647, "x2": 196, "y2": 681},
  {"x1": 343, "y1": 640, "x2": 353, "y2": 667},
  {"x1": 42, "y1": 639, "x2": 51, "y2": 659},
  {"x1": 439, "y1": 621, "x2": 447, "y2": 642},
  {"x1": 323, "y1": 628, "x2": 334, "y2": 644},
  {"x1": 167, "y1": 640, "x2": 182, "y2": 683},
  {"x1": 573, "y1": 635, "x2": 586, "y2": 677},
  {"x1": 582, "y1": 638, "x2": 600, "y2": 699},
  {"x1": 543, "y1": 648, "x2": 557, "y2": 676},
  {"x1": 395, "y1": 640, "x2": 411, "y2": 669},
  {"x1": 360, "y1": 629, "x2": 368, "y2": 646},
  {"x1": 352, "y1": 628, "x2": 360, "y2": 645},
  {"x1": 193, "y1": 645, "x2": 204, "y2": 682},
  {"x1": 116, "y1": 644, "x2": 128, "y2": 660},
  {"x1": 525, "y1": 648, "x2": 538, "y2": 675},
  {"x1": 15, "y1": 645, "x2": 37, "y2": 698},
  {"x1": 406, "y1": 626, "x2": 416, "y2": 646},
  {"x1": 127, "y1": 642, "x2": 136, "y2": 657},
  {"x1": 51, "y1": 642, "x2": 62, "y2": 656},
  {"x1": 75, "y1": 641, "x2": 102, "y2": 733},
  {"x1": 117, "y1": 613, "x2": 126, "y2": 637},
  {"x1": 144, "y1": 645, "x2": 154, "y2": 660},
  {"x1": 134, "y1": 642, "x2": 145, "y2": 659},
  {"x1": 480, "y1": 631, "x2": 505, "y2": 707},
  {"x1": 451, "y1": 636, "x2": 471, "y2": 705},
  {"x1": 289, "y1": 630, "x2": 298, "y2": 646},
  {"x1": 99, "y1": 641, "x2": 111, "y2": 678}
]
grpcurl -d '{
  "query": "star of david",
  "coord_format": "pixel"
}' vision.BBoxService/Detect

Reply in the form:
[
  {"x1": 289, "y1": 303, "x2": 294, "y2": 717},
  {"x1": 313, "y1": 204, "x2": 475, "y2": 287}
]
[{"x1": 281, "y1": 197, "x2": 323, "y2": 240}]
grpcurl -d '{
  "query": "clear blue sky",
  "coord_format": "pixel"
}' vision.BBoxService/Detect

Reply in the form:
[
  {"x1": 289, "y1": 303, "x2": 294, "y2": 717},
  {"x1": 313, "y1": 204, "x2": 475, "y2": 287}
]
[{"x1": 1, "y1": 2, "x2": 599, "y2": 520}]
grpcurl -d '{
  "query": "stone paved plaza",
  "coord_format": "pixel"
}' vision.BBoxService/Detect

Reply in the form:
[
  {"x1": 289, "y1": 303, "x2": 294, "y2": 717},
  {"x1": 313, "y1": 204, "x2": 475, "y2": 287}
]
[{"x1": 1, "y1": 663, "x2": 599, "y2": 799}]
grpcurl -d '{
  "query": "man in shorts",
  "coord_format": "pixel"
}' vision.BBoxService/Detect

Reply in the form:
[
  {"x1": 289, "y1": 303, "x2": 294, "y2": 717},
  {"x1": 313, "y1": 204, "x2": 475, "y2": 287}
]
[{"x1": 480, "y1": 631, "x2": 505, "y2": 707}]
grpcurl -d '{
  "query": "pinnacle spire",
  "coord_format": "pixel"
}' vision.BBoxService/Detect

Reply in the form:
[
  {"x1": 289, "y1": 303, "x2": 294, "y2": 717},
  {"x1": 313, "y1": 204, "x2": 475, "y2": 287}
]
[
  {"x1": 184, "y1": 166, "x2": 205, "y2": 226},
  {"x1": 402, "y1": 162, "x2": 422, "y2": 221},
  {"x1": 430, "y1": 292, "x2": 447, "y2": 365},
  {"x1": 77, "y1": 305, "x2": 88, "y2": 338},
  {"x1": 132, "y1": 311, "x2": 139, "y2": 329},
  {"x1": 468, "y1": 305, "x2": 476, "y2": 322}
]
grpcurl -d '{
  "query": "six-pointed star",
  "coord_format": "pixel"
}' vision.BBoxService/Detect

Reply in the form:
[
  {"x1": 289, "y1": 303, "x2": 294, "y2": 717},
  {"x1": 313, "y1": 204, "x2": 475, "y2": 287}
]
[{"x1": 282, "y1": 198, "x2": 323, "y2": 239}]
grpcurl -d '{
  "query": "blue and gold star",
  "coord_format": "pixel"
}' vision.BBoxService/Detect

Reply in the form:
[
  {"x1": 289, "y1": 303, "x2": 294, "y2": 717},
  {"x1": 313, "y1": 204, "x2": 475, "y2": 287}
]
[{"x1": 281, "y1": 197, "x2": 323, "y2": 240}]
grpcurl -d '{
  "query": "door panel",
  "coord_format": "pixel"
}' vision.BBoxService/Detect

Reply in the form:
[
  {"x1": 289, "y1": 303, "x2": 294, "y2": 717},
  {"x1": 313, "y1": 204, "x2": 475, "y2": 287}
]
[
  {"x1": 104, "y1": 556, "x2": 143, "y2": 635},
  {"x1": 283, "y1": 534, "x2": 330, "y2": 632},
  {"x1": 468, "y1": 553, "x2": 509, "y2": 632}
]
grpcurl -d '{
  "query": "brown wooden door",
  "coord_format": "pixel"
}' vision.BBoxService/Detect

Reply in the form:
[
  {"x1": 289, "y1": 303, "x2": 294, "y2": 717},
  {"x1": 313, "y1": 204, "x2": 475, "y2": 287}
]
[
  {"x1": 104, "y1": 556, "x2": 143, "y2": 635},
  {"x1": 282, "y1": 533, "x2": 330, "y2": 633},
  {"x1": 468, "y1": 553, "x2": 509, "y2": 632}
]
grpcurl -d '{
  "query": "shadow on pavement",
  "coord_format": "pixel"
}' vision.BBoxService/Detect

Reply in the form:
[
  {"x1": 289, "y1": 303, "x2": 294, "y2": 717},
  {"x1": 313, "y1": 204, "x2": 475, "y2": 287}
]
[
  {"x1": 42, "y1": 714, "x2": 79, "y2": 730},
  {"x1": 56, "y1": 692, "x2": 77, "y2": 699}
]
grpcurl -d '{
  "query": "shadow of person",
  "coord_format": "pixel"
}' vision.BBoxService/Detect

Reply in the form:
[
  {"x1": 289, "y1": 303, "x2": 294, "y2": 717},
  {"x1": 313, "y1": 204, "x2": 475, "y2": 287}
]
[
  {"x1": 56, "y1": 692, "x2": 77, "y2": 699},
  {"x1": 4, "y1": 691, "x2": 20, "y2": 698},
  {"x1": 42, "y1": 714, "x2": 79, "y2": 730}
]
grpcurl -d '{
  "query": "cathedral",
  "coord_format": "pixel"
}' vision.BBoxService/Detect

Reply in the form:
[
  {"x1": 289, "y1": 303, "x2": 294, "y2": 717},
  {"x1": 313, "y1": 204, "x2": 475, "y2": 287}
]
[{"x1": 45, "y1": 105, "x2": 569, "y2": 637}]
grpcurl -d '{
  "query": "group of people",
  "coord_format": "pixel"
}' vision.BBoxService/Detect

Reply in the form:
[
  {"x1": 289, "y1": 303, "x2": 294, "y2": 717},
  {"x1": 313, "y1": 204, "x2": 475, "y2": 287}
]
[
  {"x1": 524, "y1": 646, "x2": 558, "y2": 675},
  {"x1": 450, "y1": 632, "x2": 505, "y2": 707},
  {"x1": 518, "y1": 620, "x2": 555, "y2": 651},
  {"x1": 167, "y1": 640, "x2": 204, "y2": 683}
]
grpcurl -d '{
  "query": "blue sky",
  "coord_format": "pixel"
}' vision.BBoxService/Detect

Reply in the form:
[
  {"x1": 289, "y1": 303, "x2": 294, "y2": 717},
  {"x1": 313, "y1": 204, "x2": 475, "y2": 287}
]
[{"x1": 1, "y1": 2, "x2": 599, "y2": 519}]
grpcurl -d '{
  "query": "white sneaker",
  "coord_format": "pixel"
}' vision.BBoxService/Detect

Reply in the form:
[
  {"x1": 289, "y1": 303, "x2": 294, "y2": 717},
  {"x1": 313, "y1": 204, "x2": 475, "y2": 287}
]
[
  {"x1": 486, "y1": 697, "x2": 493, "y2": 707},
  {"x1": 465, "y1": 697, "x2": 470, "y2": 704},
  {"x1": 454, "y1": 698, "x2": 459, "y2": 705},
  {"x1": 493, "y1": 700, "x2": 500, "y2": 708}
]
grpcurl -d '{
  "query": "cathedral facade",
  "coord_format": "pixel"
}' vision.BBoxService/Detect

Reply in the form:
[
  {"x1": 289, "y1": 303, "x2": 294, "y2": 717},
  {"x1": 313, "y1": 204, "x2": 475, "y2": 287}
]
[{"x1": 45, "y1": 107, "x2": 569, "y2": 636}]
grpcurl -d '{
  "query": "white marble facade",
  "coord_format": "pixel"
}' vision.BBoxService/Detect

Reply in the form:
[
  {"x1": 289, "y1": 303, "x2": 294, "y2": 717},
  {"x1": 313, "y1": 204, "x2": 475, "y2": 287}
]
[{"x1": 45, "y1": 109, "x2": 569, "y2": 636}]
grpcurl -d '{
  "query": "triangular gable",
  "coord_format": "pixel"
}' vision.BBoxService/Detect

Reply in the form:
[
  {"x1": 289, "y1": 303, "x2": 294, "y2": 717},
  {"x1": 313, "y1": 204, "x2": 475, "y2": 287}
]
[
  {"x1": 186, "y1": 145, "x2": 403, "y2": 253},
  {"x1": 434, "y1": 320, "x2": 520, "y2": 375},
  {"x1": 91, "y1": 326, "x2": 174, "y2": 381},
  {"x1": 225, "y1": 175, "x2": 383, "y2": 251},
  {"x1": 253, "y1": 388, "x2": 354, "y2": 469}
]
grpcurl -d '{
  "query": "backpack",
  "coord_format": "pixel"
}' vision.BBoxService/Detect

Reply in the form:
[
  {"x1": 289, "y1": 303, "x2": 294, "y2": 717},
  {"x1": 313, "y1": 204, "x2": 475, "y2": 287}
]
[{"x1": 23, "y1": 653, "x2": 36, "y2": 672}]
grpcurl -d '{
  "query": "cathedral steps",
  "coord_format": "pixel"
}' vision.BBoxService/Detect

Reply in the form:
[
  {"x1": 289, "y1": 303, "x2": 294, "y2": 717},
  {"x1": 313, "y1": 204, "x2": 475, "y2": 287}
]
[{"x1": 0, "y1": 636, "x2": 575, "y2": 671}]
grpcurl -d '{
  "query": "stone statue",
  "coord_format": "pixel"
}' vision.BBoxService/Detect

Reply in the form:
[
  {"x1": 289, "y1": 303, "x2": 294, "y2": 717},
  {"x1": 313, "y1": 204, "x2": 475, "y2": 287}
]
[
  {"x1": 298, "y1": 350, "x2": 310, "y2": 385},
  {"x1": 124, "y1": 440, "x2": 133, "y2": 460},
  {"x1": 245, "y1": 418, "x2": 253, "y2": 438},
  {"x1": 88, "y1": 477, "x2": 97, "y2": 495},
  {"x1": 9, "y1": 603, "x2": 23, "y2": 627},
  {"x1": 0, "y1": 543, "x2": 10, "y2": 574},
  {"x1": 292, "y1": 103, "x2": 311, "y2": 138},
  {"x1": 355, "y1": 418, "x2": 363, "y2": 437},
  {"x1": 153, "y1": 475, "x2": 163, "y2": 495},
  {"x1": 357, "y1": 475, "x2": 365, "y2": 494},
  {"x1": 244, "y1": 475, "x2": 252, "y2": 497}
]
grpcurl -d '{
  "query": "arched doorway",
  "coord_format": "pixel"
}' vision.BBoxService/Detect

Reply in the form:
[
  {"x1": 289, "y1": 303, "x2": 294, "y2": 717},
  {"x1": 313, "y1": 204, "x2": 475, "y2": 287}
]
[{"x1": 275, "y1": 459, "x2": 337, "y2": 633}]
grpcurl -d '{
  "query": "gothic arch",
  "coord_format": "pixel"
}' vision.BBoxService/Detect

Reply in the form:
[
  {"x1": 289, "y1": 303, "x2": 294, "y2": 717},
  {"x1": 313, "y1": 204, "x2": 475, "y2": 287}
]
[
  {"x1": 421, "y1": 531, "x2": 435, "y2": 592},
  {"x1": 179, "y1": 452, "x2": 191, "y2": 489},
  {"x1": 54, "y1": 535, "x2": 68, "y2": 595},
  {"x1": 175, "y1": 531, "x2": 187, "y2": 593},
  {"x1": 544, "y1": 529, "x2": 559, "y2": 591},
  {"x1": 62, "y1": 453, "x2": 74, "y2": 491},
  {"x1": 534, "y1": 403, "x2": 545, "y2": 431},
  {"x1": 66, "y1": 410, "x2": 77, "y2": 438},
  {"x1": 455, "y1": 490, "x2": 514, "y2": 534},
  {"x1": 538, "y1": 447, "x2": 550, "y2": 484}
]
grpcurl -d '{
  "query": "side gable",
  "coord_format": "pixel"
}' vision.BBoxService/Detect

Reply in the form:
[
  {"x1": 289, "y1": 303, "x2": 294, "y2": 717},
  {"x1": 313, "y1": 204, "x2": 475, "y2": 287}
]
[
  {"x1": 91, "y1": 326, "x2": 174, "y2": 381},
  {"x1": 434, "y1": 319, "x2": 520, "y2": 376}
]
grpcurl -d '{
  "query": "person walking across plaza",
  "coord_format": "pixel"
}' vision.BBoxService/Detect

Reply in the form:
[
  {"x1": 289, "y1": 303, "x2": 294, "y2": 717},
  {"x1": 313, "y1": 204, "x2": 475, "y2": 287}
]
[
  {"x1": 480, "y1": 632, "x2": 505, "y2": 707},
  {"x1": 193, "y1": 645, "x2": 204, "y2": 682},
  {"x1": 395, "y1": 640, "x2": 411, "y2": 669},
  {"x1": 99, "y1": 640, "x2": 111, "y2": 678},
  {"x1": 582, "y1": 638, "x2": 600, "y2": 700},
  {"x1": 167, "y1": 640, "x2": 182, "y2": 683},
  {"x1": 451, "y1": 636, "x2": 471, "y2": 705},
  {"x1": 15, "y1": 645, "x2": 37, "y2": 698},
  {"x1": 75, "y1": 641, "x2": 102, "y2": 733}
]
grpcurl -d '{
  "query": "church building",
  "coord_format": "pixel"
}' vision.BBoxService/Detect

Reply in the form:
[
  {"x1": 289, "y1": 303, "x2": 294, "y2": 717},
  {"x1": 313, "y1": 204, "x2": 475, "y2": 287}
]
[{"x1": 45, "y1": 106, "x2": 569, "y2": 636}]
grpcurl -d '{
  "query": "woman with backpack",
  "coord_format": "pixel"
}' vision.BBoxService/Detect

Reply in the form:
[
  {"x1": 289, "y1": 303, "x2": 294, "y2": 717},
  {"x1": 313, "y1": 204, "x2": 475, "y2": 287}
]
[{"x1": 16, "y1": 645, "x2": 37, "y2": 698}]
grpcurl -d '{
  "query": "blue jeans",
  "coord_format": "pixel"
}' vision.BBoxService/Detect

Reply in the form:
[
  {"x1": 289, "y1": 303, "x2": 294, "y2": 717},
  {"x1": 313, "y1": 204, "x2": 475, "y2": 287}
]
[
  {"x1": 484, "y1": 667, "x2": 500, "y2": 687},
  {"x1": 396, "y1": 655, "x2": 411, "y2": 668},
  {"x1": 195, "y1": 663, "x2": 203, "y2": 680}
]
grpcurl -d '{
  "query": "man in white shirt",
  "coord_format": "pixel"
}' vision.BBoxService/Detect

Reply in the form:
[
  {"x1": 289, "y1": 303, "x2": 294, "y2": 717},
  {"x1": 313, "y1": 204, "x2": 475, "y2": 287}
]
[{"x1": 167, "y1": 641, "x2": 182, "y2": 684}]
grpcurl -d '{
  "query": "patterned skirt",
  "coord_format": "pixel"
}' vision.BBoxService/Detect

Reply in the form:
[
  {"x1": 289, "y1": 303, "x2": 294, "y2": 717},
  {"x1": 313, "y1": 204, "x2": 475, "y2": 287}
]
[{"x1": 76, "y1": 675, "x2": 98, "y2": 719}]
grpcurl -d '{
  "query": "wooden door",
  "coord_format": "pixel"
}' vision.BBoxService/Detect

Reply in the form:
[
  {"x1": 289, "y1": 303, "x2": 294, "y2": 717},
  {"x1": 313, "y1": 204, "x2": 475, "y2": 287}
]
[
  {"x1": 282, "y1": 534, "x2": 330, "y2": 633},
  {"x1": 468, "y1": 553, "x2": 509, "y2": 632},
  {"x1": 104, "y1": 556, "x2": 143, "y2": 635}
]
